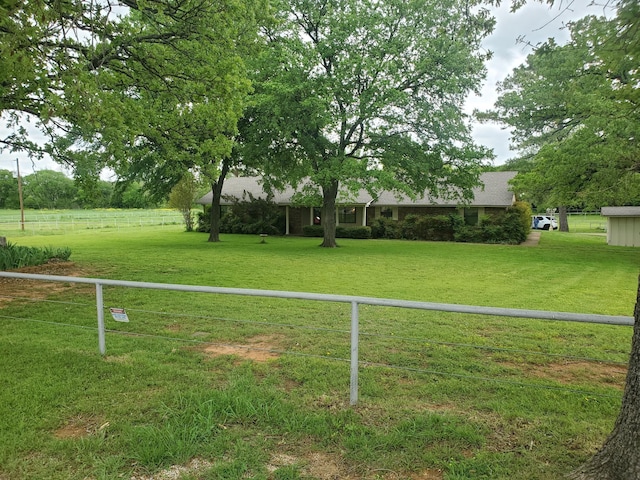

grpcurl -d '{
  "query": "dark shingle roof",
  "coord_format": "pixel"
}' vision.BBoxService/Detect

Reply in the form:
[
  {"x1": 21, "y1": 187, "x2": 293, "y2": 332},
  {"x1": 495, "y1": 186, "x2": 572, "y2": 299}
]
[{"x1": 197, "y1": 171, "x2": 517, "y2": 208}]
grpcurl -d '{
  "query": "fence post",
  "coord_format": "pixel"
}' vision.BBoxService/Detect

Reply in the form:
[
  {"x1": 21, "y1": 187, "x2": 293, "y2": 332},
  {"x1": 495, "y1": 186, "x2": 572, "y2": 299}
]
[
  {"x1": 96, "y1": 283, "x2": 106, "y2": 355},
  {"x1": 350, "y1": 301, "x2": 359, "y2": 406}
]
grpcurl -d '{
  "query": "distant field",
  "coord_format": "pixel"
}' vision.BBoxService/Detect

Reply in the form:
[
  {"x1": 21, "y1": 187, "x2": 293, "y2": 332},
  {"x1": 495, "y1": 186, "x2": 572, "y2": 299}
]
[
  {"x1": 0, "y1": 208, "x2": 185, "y2": 235},
  {"x1": 566, "y1": 213, "x2": 607, "y2": 233}
]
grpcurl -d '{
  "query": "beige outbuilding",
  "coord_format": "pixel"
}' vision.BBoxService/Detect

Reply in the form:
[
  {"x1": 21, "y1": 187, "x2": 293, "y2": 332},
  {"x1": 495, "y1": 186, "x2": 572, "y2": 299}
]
[{"x1": 601, "y1": 207, "x2": 640, "y2": 247}]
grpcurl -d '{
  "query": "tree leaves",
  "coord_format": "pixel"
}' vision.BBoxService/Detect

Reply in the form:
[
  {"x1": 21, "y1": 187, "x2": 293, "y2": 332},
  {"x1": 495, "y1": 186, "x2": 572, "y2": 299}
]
[
  {"x1": 242, "y1": 0, "x2": 494, "y2": 246},
  {"x1": 483, "y1": 4, "x2": 640, "y2": 209}
]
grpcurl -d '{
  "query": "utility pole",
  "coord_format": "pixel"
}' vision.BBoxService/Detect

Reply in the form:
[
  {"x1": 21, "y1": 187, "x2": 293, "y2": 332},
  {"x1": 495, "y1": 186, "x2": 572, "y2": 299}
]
[{"x1": 16, "y1": 159, "x2": 25, "y2": 231}]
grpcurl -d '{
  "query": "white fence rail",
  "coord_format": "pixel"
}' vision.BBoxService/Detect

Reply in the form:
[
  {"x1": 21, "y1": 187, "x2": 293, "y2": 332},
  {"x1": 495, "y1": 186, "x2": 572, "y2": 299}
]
[{"x1": 0, "y1": 271, "x2": 633, "y2": 405}]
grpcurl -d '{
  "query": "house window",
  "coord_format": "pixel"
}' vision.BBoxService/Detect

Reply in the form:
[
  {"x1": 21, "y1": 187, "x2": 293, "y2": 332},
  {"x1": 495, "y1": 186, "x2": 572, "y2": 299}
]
[
  {"x1": 313, "y1": 207, "x2": 321, "y2": 225},
  {"x1": 464, "y1": 208, "x2": 479, "y2": 226},
  {"x1": 380, "y1": 208, "x2": 393, "y2": 218},
  {"x1": 339, "y1": 207, "x2": 356, "y2": 224}
]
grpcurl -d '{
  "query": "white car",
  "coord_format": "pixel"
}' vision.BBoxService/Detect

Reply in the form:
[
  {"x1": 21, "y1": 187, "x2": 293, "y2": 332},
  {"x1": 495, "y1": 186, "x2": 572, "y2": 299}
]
[{"x1": 531, "y1": 215, "x2": 558, "y2": 230}]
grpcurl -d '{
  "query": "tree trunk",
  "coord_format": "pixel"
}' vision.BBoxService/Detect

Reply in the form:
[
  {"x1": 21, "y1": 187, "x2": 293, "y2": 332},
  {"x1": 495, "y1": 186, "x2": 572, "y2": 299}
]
[
  {"x1": 568, "y1": 276, "x2": 640, "y2": 480},
  {"x1": 320, "y1": 179, "x2": 339, "y2": 248},
  {"x1": 559, "y1": 205, "x2": 569, "y2": 232},
  {"x1": 207, "y1": 159, "x2": 231, "y2": 243}
]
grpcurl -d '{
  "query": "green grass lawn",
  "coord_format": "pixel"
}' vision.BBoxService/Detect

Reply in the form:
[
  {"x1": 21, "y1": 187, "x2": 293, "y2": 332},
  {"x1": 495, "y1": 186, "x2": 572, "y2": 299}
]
[{"x1": 1, "y1": 224, "x2": 639, "y2": 480}]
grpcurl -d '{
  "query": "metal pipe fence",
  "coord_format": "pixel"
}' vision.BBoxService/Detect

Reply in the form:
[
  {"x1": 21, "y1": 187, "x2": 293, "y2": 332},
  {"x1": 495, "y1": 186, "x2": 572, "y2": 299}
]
[{"x1": 0, "y1": 271, "x2": 633, "y2": 405}]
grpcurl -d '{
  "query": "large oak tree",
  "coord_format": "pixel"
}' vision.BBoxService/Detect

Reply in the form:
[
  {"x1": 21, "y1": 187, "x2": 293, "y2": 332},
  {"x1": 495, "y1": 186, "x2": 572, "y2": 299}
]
[
  {"x1": 241, "y1": 0, "x2": 494, "y2": 247},
  {"x1": 480, "y1": 2, "x2": 640, "y2": 230}
]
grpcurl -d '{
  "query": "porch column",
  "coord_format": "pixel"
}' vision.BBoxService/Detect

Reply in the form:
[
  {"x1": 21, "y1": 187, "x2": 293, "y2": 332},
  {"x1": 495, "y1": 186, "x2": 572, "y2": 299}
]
[
  {"x1": 362, "y1": 205, "x2": 367, "y2": 226},
  {"x1": 285, "y1": 206, "x2": 290, "y2": 235}
]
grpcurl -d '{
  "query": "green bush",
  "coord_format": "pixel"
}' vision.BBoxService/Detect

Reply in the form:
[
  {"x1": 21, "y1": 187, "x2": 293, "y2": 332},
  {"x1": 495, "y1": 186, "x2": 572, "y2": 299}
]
[
  {"x1": 509, "y1": 201, "x2": 533, "y2": 237},
  {"x1": 400, "y1": 214, "x2": 420, "y2": 240},
  {"x1": 220, "y1": 193, "x2": 285, "y2": 235},
  {"x1": 397, "y1": 214, "x2": 460, "y2": 242},
  {"x1": 0, "y1": 242, "x2": 72, "y2": 270},
  {"x1": 303, "y1": 225, "x2": 371, "y2": 239},
  {"x1": 302, "y1": 224, "x2": 324, "y2": 237},
  {"x1": 337, "y1": 226, "x2": 371, "y2": 239},
  {"x1": 197, "y1": 195, "x2": 286, "y2": 235},
  {"x1": 370, "y1": 217, "x2": 402, "y2": 239},
  {"x1": 454, "y1": 205, "x2": 530, "y2": 245},
  {"x1": 196, "y1": 210, "x2": 210, "y2": 233}
]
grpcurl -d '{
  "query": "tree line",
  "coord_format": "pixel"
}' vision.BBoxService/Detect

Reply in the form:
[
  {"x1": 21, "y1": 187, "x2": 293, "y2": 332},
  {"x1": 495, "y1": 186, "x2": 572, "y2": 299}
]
[{"x1": 0, "y1": 169, "x2": 160, "y2": 209}]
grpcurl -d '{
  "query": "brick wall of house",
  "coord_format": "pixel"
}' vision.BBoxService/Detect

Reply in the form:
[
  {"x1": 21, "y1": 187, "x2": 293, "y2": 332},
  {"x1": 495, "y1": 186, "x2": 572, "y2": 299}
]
[{"x1": 485, "y1": 207, "x2": 507, "y2": 216}]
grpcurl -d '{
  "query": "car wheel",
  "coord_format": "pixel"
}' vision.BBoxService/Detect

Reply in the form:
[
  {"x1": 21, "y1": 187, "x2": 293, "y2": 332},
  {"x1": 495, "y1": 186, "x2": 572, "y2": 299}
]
[{"x1": 543, "y1": 224, "x2": 550, "y2": 230}]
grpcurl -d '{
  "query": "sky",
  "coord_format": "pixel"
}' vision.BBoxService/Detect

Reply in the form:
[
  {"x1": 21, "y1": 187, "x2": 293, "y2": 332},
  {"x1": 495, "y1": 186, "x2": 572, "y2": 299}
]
[{"x1": 0, "y1": 0, "x2": 606, "y2": 177}]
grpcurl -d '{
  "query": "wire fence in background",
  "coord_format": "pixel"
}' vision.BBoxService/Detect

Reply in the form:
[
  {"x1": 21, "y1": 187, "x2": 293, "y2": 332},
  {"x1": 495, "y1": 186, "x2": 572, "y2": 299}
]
[{"x1": 0, "y1": 209, "x2": 185, "y2": 234}]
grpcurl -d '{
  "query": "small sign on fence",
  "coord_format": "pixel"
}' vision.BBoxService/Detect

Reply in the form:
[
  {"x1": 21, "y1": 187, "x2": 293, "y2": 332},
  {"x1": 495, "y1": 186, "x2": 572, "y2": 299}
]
[{"x1": 109, "y1": 308, "x2": 129, "y2": 323}]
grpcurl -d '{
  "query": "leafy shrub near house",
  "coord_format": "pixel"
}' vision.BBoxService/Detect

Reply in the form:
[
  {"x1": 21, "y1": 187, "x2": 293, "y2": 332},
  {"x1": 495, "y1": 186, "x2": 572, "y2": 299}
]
[
  {"x1": 0, "y1": 242, "x2": 71, "y2": 270},
  {"x1": 371, "y1": 204, "x2": 532, "y2": 245},
  {"x1": 407, "y1": 214, "x2": 460, "y2": 241},
  {"x1": 370, "y1": 217, "x2": 402, "y2": 239},
  {"x1": 303, "y1": 225, "x2": 372, "y2": 239},
  {"x1": 454, "y1": 202, "x2": 532, "y2": 244},
  {"x1": 197, "y1": 194, "x2": 286, "y2": 235},
  {"x1": 196, "y1": 210, "x2": 210, "y2": 233},
  {"x1": 221, "y1": 193, "x2": 285, "y2": 235},
  {"x1": 372, "y1": 214, "x2": 461, "y2": 242}
]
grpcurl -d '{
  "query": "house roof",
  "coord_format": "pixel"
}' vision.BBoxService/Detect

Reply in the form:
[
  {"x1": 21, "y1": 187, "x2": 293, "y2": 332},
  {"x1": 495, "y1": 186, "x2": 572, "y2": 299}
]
[
  {"x1": 197, "y1": 171, "x2": 517, "y2": 208},
  {"x1": 601, "y1": 206, "x2": 640, "y2": 217}
]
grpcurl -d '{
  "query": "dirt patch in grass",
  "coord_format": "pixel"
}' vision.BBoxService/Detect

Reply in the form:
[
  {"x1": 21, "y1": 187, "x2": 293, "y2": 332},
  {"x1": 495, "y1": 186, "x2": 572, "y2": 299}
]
[
  {"x1": 513, "y1": 360, "x2": 627, "y2": 389},
  {"x1": 53, "y1": 415, "x2": 108, "y2": 439},
  {"x1": 268, "y1": 451, "x2": 444, "y2": 479},
  {"x1": 0, "y1": 261, "x2": 94, "y2": 308},
  {"x1": 200, "y1": 334, "x2": 283, "y2": 362},
  {"x1": 131, "y1": 458, "x2": 214, "y2": 480}
]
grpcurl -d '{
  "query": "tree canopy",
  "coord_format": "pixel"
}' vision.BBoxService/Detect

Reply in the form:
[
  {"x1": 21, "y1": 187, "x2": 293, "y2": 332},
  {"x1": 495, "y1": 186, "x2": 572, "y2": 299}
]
[
  {"x1": 1, "y1": 0, "x2": 265, "y2": 236},
  {"x1": 241, "y1": 0, "x2": 495, "y2": 247},
  {"x1": 481, "y1": 1, "x2": 640, "y2": 211}
]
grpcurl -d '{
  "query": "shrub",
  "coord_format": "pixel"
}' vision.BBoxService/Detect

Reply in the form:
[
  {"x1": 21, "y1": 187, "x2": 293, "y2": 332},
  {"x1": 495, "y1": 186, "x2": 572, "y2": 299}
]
[
  {"x1": 416, "y1": 215, "x2": 458, "y2": 242},
  {"x1": 196, "y1": 210, "x2": 210, "y2": 233},
  {"x1": 302, "y1": 225, "x2": 324, "y2": 237},
  {"x1": 397, "y1": 214, "x2": 461, "y2": 241},
  {"x1": 401, "y1": 214, "x2": 421, "y2": 240},
  {"x1": 336, "y1": 226, "x2": 371, "y2": 239},
  {"x1": 197, "y1": 194, "x2": 286, "y2": 235},
  {"x1": 370, "y1": 217, "x2": 402, "y2": 239},
  {"x1": 0, "y1": 242, "x2": 72, "y2": 271},
  {"x1": 509, "y1": 201, "x2": 533, "y2": 237},
  {"x1": 453, "y1": 205, "x2": 530, "y2": 245},
  {"x1": 303, "y1": 225, "x2": 371, "y2": 239},
  {"x1": 220, "y1": 193, "x2": 285, "y2": 235}
]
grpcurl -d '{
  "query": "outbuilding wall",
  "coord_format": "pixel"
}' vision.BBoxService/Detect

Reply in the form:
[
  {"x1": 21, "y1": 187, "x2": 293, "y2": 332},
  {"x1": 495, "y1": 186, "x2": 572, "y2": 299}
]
[{"x1": 607, "y1": 217, "x2": 640, "y2": 247}]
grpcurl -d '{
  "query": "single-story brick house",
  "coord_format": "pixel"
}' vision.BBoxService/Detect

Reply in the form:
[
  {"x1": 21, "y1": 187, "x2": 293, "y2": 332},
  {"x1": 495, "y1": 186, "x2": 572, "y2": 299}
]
[
  {"x1": 601, "y1": 207, "x2": 640, "y2": 247},
  {"x1": 197, "y1": 171, "x2": 517, "y2": 235}
]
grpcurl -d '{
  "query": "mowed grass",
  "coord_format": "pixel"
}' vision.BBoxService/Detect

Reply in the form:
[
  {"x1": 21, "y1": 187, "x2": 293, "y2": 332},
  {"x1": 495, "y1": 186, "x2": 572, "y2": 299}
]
[{"x1": 1, "y1": 222, "x2": 639, "y2": 480}]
